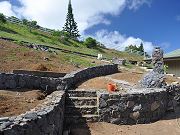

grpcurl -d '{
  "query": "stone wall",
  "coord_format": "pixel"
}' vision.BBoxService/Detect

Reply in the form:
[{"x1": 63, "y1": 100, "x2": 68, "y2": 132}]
[
  {"x1": 0, "y1": 73, "x2": 62, "y2": 94},
  {"x1": 0, "y1": 91, "x2": 65, "y2": 135},
  {"x1": 0, "y1": 64, "x2": 118, "y2": 91},
  {"x1": 60, "y1": 64, "x2": 118, "y2": 90},
  {"x1": 166, "y1": 85, "x2": 180, "y2": 111},
  {"x1": 97, "y1": 88, "x2": 168, "y2": 125},
  {"x1": 13, "y1": 70, "x2": 67, "y2": 78},
  {"x1": 1, "y1": 64, "x2": 179, "y2": 130}
]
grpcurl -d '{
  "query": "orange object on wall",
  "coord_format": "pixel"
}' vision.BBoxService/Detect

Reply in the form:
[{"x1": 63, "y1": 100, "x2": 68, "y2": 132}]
[{"x1": 107, "y1": 83, "x2": 116, "y2": 92}]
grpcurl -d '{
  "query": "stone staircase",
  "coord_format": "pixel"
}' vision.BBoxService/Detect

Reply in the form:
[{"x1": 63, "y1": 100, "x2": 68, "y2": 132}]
[{"x1": 64, "y1": 90, "x2": 99, "y2": 126}]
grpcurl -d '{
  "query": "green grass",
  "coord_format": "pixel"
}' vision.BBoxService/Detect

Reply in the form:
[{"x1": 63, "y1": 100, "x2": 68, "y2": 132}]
[{"x1": 0, "y1": 22, "x2": 143, "y2": 67}]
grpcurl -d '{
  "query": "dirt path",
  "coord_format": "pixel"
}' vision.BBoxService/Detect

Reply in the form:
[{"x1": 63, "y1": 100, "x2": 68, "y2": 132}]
[
  {"x1": 88, "y1": 119, "x2": 180, "y2": 135},
  {"x1": 70, "y1": 108, "x2": 180, "y2": 135}
]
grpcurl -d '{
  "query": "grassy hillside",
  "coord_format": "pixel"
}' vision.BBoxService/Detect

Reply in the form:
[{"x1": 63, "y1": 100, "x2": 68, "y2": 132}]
[{"x1": 0, "y1": 22, "x2": 143, "y2": 69}]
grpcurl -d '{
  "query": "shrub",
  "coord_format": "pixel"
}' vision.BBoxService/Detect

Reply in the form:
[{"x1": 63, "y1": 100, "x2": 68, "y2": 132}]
[
  {"x1": 164, "y1": 65, "x2": 168, "y2": 73},
  {"x1": 22, "y1": 19, "x2": 28, "y2": 25},
  {"x1": 0, "y1": 13, "x2": 6, "y2": 23},
  {"x1": 84, "y1": 37, "x2": 97, "y2": 48}
]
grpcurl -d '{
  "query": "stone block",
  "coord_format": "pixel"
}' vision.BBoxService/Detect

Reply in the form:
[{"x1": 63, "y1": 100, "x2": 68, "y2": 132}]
[
  {"x1": 5, "y1": 79, "x2": 16, "y2": 89},
  {"x1": 133, "y1": 104, "x2": 142, "y2": 112},
  {"x1": 127, "y1": 101, "x2": 135, "y2": 108},
  {"x1": 130, "y1": 111, "x2": 140, "y2": 120},
  {"x1": 99, "y1": 99, "x2": 107, "y2": 108},
  {"x1": 110, "y1": 118, "x2": 121, "y2": 124},
  {"x1": 151, "y1": 101, "x2": 160, "y2": 111}
]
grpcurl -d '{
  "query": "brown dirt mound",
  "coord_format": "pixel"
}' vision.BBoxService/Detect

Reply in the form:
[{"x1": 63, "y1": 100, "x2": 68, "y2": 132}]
[
  {"x1": 0, "y1": 39, "x2": 79, "y2": 73},
  {"x1": 0, "y1": 90, "x2": 45, "y2": 117},
  {"x1": 32, "y1": 63, "x2": 51, "y2": 71}
]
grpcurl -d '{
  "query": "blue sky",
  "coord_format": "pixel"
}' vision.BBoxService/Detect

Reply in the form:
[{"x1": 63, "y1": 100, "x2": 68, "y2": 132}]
[
  {"x1": 0, "y1": 0, "x2": 180, "y2": 53},
  {"x1": 86, "y1": 0, "x2": 180, "y2": 53}
]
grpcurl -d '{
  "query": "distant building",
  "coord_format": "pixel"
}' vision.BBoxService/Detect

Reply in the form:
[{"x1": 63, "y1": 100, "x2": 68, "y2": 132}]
[
  {"x1": 97, "y1": 54, "x2": 103, "y2": 60},
  {"x1": 144, "y1": 49, "x2": 180, "y2": 77},
  {"x1": 164, "y1": 49, "x2": 180, "y2": 77},
  {"x1": 112, "y1": 58, "x2": 126, "y2": 65}
]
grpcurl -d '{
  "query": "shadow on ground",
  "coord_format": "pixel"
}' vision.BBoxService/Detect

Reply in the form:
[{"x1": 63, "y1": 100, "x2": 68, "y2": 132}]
[{"x1": 64, "y1": 94, "x2": 91, "y2": 135}]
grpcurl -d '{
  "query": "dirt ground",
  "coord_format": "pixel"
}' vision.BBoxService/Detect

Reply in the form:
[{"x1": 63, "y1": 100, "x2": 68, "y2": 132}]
[
  {"x1": 70, "y1": 108, "x2": 180, "y2": 135},
  {"x1": 0, "y1": 39, "x2": 79, "y2": 73},
  {"x1": 88, "y1": 119, "x2": 180, "y2": 135},
  {"x1": 77, "y1": 71, "x2": 180, "y2": 90},
  {"x1": 0, "y1": 90, "x2": 45, "y2": 117}
]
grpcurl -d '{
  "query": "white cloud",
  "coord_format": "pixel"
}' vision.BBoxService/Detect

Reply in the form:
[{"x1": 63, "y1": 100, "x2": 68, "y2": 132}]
[
  {"x1": 0, "y1": 1, "x2": 16, "y2": 16},
  {"x1": 0, "y1": 0, "x2": 151, "y2": 32},
  {"x1": 92, "y1": 29, "x2": 154, "y2": 53},
  {"x1": 128, "y1": 0, "x2": 152, "y2": 10},
  {"x1": 0, "y1": 0, "x2": 154, "y2": 53}
]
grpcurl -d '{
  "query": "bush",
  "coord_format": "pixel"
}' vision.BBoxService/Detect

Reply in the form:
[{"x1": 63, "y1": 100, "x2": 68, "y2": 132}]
[
  {"x1": 22, "y1": 19, "x2": 28, "y2": 25},
  {"x1": 52, "y1": 31, "x2": 62, "y2": 37},
  {"x1": 0, "y1": 13, "x2": 6, "y2": 23},
  {"x1": 23, "y1": 19, "x2": 37, "y2": 29},
  {"x1": 84, "y1": 37, "x2": 97, "y2": 48},
  {"x1": 164, "y1": 65, "x2": 168, "y2": 73}
]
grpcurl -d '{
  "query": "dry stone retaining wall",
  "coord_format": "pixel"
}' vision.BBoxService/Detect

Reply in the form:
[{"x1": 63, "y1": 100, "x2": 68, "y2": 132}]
[
  {"x1": 0, "y1": 73, "x2": 62, "y2": 94},
  {"x1": 0, "y1": 64, "x2": 118, "y2": 92},
  {"x1": 166, "y1": 85, "x2": 180, "y2": 111},
  {"x1": 0, "y1": 91, "x2": 65, "y2": 135},
  {"x1": 60, "y1": 64, "x2": 118, "y2": 90},
  {"x1": 97, "y1": 88, "x2": 170, "y2": 125},
  {"x1": 13, "y1": 70, "x2": 67, "y2": 78},
  {"x1": 0, "y1": 64, "x2": 119, "y2": 134}
]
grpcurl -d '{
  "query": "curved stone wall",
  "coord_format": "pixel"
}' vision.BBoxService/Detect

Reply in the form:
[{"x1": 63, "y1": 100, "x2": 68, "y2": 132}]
[
  {"x1": 97, "y1": 88, "x2": 168, "y2": 125},
  {"x1": 59, "y1": 64, "x2": 118, "y2": 90},
  {"x1": 0, "y1": 64, "x2": 119, "y2": 134},
  {"x1": 0, "y1": 64, "x2": 118, "y2": 92},
  {"x1": 0, "y1": 91, "x2": 65, "y2": 135}
]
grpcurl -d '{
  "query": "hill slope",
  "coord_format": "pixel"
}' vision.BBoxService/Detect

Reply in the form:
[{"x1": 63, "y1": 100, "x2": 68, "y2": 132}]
[
  {"x1": 0, "y1": 39, "x2": 80, "y2": 73},
  {"x1": 0, "y1": 22, "x2": 143, "y2": 72}
]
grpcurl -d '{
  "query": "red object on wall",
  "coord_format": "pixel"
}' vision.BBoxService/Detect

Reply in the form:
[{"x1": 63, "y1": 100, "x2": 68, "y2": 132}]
[{"x1": 107, "y1": 83, "x2": 116, "y2": 92}]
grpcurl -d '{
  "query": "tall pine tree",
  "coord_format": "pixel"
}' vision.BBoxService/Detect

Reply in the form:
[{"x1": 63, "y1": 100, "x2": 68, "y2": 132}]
[{"x1": 63, "y1": 0, "x2": 80, "y2": 39}]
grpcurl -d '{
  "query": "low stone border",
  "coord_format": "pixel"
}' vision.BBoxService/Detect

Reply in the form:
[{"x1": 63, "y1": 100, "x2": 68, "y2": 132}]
[
  {"x1": 0, "y1": 73, "x2": 62, "y2": 94},
  {"x1": 97, "y1": 86, "x2": 180, "y2": 125},
  {"x1": 60, "y1": 64, "x2": 118, "y2": 90},
  {"x1": 0, "y1": 64, "x2": 118, "y2": 92},
  {"x1": 166, "y1": 85, "x2": 180, "y2": 111},
  {"x1": 13, "y1": 70, "x2": 67, "y2": 78},
  {"x1": 0, "y1": 91, "x2": 65, "y2": 135}
]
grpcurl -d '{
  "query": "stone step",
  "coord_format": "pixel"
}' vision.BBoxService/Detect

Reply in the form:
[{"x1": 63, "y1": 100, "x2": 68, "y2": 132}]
[
  {"x1": 66, "y1": 97, "x2": 97, "y2": 106},
  {"x1": 65, "y1": 105, "x2": 98, "y2": 115},
  {"x1": 65, "y1": 114, "x2": 99, "y2": 125},
  {"x1": 66, "y1": 90, "x2": 97, "y2": 97}
]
